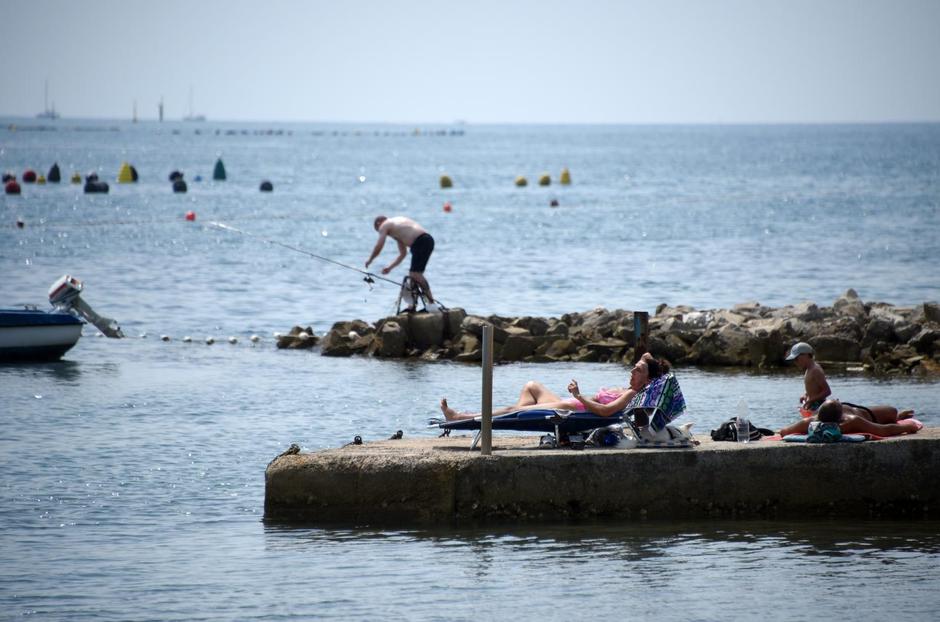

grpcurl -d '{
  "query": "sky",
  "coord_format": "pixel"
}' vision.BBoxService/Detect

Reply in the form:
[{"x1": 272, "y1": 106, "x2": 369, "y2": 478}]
[{"x1": 2, "y1": 0, "x2": 939, "y2": 124}]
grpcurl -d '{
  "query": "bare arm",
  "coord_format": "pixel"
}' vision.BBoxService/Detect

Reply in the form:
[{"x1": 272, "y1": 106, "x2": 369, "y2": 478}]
[
  {"x1": 382, "y1": 239, "x2": 408, "y2": 274},
  {"x1": 567, "y1": 380, "x2": 636, "y2": 417},
  {"x1": 365, "y1": 232, "x2": 388, "y2": 268}
]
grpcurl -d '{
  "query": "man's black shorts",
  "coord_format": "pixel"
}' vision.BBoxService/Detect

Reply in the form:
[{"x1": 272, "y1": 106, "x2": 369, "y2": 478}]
[{"x1": 409, "y1": 233, "x2": 434, "y2": 273}]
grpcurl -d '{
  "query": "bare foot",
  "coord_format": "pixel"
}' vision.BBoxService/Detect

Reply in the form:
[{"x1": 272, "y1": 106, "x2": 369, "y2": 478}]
[
  {"x1": 898, "y1": 409, "x2": 914, "y2": 420},
  {"x1": 440, "y1": 398, "x2": 460, "y2": 421}
]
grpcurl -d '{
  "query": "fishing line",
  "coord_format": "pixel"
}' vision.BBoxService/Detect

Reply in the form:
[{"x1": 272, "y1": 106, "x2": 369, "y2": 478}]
[{"x1": 207, "y1": 220, "x2": 400, "y2": 287}]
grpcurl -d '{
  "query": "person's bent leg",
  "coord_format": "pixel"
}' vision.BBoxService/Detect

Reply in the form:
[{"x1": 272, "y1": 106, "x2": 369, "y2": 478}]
[
  {"x1": 839, "y1": 414, "x2": 910, "y2": 437},
  {"x1": 410, "y1": 271, "x2": 434, "y2": 303}
]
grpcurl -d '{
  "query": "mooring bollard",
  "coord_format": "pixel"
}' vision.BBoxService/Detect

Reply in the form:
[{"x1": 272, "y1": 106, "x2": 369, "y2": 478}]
[
  {"x1": 634, "y1": 311, "x2": 649, "y2": 362},
  {"x1": 481, "y1": 323, "x2": 494, "y2": 455}
]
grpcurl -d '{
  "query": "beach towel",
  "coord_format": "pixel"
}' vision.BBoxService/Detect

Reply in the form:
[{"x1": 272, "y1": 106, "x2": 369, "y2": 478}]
[{"x1": 626, "y1": 373, "x2": 686, "y2": 432}]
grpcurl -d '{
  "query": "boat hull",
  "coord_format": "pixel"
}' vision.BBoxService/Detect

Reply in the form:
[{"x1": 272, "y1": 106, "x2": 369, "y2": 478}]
[{"x1": 0, "y1": 309, "x2": 83, "y2": 362}]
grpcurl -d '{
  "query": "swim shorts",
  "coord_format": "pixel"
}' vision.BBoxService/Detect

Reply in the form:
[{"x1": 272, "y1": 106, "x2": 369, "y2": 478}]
[{"x1": 409, "y1": 233, "x2": 434, "y2": 273}]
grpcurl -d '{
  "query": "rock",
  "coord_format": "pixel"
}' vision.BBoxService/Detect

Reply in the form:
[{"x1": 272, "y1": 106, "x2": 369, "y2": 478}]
[
  {"x1": 583, "y1": 339, "x2": 629, "y2": 362},
  {"x1": 578, "y1": 308, "x2": 617, "y2": 340},
  {"x1": 276, "y1": 325, "x2": 319, "y2": 349},
  {"x1": 922, "y1": 302, "x2": 940, "y2": 324},
  {"x1": 711, "y1": 309, "x2": 748, "y2": 327},
  {"x1": 511, "y1": 316, "x2": 549, "y2": 336},
  {"x1": 809, "y1": 334, "x2": 862, "y2": 362},
  {"x1": 833, "y1": 289, "x2": 867, "y2": 322},
  {"x1": 460, "y1": 316, "x2": 507, "y2": 343},
  {"x1": 863, "y1": 317, "x2": 896, "y2": 345},
  {"x1": 648, "y1": 333, "x2": 689, "y2": 363},
  {"x1": 683, "y1": 310, "x2": 714, "y2": 329},
  {"x1": 373, "y1": 320, "x2": 406, "y2": 357},
  {"x1": 500, "y1": 334, "x2": 538, "y2": 362},
  {"x1": 545, "y1": 320, "x2": 569, "y2": 337},
  {"x1": 793, "y1": 302, "x2": 825, "y2": 322},
  {"x1": 655, "y1": 304, "x2": 696, "y2": 318},
  {"x1": 895, "y1": 322, "x2": 921, "y2": 344},
  {"x1": 442, "y1": 307, "x2": 467, "y2": 338},
  {"x1": 544, "y1": 338, "x2": 575, "y2": 359},
  {"x1": 909, "y1": 328, "x2": 940, "y2": 354},
  {"x1": 688, "y1": 323, "x2": 751, "y2": 366},
  {"x1": 407, "y1": 312, "x2": 445, "y2": 350},
  {"x1": 454, "y1": 349, "x2": 482, "y2": 363},
  {"x1": 745, "y1": 327, "x2": 786, "y2": 368},
  {"x1": 321, "y1": 320, "x2": 372, "y2": 356}
]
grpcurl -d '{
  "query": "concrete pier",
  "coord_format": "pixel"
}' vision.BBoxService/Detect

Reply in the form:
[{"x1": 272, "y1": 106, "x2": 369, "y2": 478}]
[{"x1": 265, "y1": 429, "x2": 940, "y2": 524}]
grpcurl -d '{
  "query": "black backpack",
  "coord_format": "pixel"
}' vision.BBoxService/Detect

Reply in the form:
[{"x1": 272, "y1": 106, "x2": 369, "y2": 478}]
[{"x1": 710, "y1": 417, "x2": 774, "y2": 442}]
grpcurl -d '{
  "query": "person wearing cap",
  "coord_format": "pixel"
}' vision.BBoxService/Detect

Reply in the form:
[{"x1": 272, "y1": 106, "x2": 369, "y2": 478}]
[
  {"x1": 784, "y1": 341, "x2": 915, "y2": 426},
  {"x1": 785, "y1": 342, "x2": 831, "y2": 414}
]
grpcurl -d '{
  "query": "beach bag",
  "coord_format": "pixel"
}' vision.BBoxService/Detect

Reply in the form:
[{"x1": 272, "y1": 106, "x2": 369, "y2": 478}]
[{"x1": 710, "y1": 417, "x2": 774, "y2": 442}]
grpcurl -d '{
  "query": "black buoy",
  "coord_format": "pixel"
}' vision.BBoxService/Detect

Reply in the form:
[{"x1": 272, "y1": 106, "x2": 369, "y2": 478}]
[
  {"x1": 172, "y1": 179, "x2": 188, "y2": 193},
  {"x1": 86, "y1": 172, "x2": 99, "y2": 183},
  {"x1": 47, "y1": 163, "x2": 61, "y2": 183},
  {"x1": 84, "y1": 180, "x2": 109, "y2": 194},
  {"x1": 259, "y1": 180, "x2": 273, "y2": 192},
  {"x1": 1, "y1": 172, "x2": 14, "y2": 184},
  {"x1": 16, "y1": 217, "x2": 25, "y2": 228},
  {"x1": 213, "y1": 158, "x2": 226, "y2": 181},
  {"x1": 168, "y1": 170, "x2": 183, "y2": 182},
  {"x1": 130, "y1": 165, "x2": 139, "y2": 182}
]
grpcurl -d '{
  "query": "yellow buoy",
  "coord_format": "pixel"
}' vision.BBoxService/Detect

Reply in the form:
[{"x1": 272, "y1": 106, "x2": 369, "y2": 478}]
[
  {"x1": 514, "y1": 176, "x2": 528, "y2": 187},
  {"x1": 70, "y1": 173, "x2": 82, "y2": 184},
  {"x1": 560, "y1": 168, "x2": 571, "y2": 185},
  {"x1": 538, "y1": 173, "x2": 551, "y2": 186},
  {"x1": 439, "y1": 175, "x2": 453, "y2": 189},
  {"x1": 37, "y1": 174, "x2": 46, "y2": 185},
  {"x1": 118, "y1": 162, "x2": 134, "y2": 183}
]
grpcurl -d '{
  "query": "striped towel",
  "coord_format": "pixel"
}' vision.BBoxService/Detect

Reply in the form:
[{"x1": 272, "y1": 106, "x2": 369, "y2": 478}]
[{"x1": 627, "y1": 373, "x2": 686, "y2": 432}]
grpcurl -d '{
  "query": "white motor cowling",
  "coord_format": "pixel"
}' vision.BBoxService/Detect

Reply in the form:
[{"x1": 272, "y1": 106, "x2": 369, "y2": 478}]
[
  {"x1": 48, "y1": 275, "x2": 84, "y2": 307},
  {"x1": 48, "y1": 274, "x2": 124, "y2": 338}
]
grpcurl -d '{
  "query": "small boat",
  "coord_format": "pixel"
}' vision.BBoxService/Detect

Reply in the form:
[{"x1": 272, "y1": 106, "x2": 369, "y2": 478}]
[
  {"x1": 0, "y1": 308, "x2": 83, "y2": 361},
  {"x1": 0, "y1": 275, "x2": 123, "y2": 363}
]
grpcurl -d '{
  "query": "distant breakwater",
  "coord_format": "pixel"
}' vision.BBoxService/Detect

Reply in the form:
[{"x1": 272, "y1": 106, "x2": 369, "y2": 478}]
[{"x1": 277, "y1": 289, "x2": 940, "y2": 376}]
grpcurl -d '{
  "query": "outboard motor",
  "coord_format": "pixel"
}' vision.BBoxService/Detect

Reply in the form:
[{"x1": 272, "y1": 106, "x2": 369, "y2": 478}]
[{"x1": 48, "y1": 275, "x2": 124, "y2": 338}]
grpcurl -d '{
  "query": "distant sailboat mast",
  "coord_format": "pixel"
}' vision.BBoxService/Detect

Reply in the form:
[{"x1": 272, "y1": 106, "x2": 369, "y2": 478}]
[
  {"x1": 183, "y1": 85, "x2": 206, "y2": 122},
  {"x1": 36, "y1": 78, "x2": 60, "y2": 119}
]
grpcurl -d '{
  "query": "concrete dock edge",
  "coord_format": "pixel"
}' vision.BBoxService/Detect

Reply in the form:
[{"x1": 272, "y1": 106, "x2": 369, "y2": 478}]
[{"x1": 264, "y1": 429, "x2": 940, "y2": 524}]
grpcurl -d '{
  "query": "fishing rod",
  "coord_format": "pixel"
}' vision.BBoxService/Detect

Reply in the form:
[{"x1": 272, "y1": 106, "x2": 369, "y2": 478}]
[{"x1": 207, "y1": 221, "x2": 400, "y2": 287}]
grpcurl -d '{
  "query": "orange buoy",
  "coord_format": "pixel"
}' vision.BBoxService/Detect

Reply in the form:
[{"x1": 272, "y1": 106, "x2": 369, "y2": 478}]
[
  {"x1": 5, "y1": 180, "x2": 21, "y2": 195},
  {"x1": 185, "y1": 211, "x2": 196, "y2": 221},
  {"x1": 443, "y1": 201, "x2": 452, "y2": 213},
  {"x1": 22, "y1": 169, "x2": 37, "y2": 183}
]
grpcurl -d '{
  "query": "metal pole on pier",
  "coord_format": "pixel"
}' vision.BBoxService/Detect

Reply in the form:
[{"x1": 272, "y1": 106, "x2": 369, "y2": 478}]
[
  {"x1": 480, "y1": 323, "x2": 494, "y2": 455},
  {"x1": 633, "y1": 311, "x2": 650, "y2": 363}
]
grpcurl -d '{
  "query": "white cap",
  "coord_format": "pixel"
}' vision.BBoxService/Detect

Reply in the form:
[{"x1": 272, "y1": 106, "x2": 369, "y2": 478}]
[{"x1": 785, "y1": 342, "x2": 814, "y2": 361}]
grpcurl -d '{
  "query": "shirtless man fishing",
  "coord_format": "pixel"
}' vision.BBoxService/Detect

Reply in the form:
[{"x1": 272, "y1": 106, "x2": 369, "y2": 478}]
[{"x1": 365, "y1": 215, "x2": 435, "y2": 307}]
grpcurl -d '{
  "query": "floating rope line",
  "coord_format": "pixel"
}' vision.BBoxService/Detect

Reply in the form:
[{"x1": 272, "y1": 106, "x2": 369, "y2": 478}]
[{"x1": 207, "y1": 221, "x2": 400, "y2": 287}]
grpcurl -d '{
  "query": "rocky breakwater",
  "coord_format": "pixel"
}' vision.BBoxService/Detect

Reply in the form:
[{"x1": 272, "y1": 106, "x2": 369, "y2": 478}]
[{"x1": 276, "y1": 290, "x2": 940, "y2": 375}]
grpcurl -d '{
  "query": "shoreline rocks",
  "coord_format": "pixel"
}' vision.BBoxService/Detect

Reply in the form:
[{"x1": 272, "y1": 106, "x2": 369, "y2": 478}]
[{"x1": 278, "y1": 290, "x2": 940, "y2": 376}]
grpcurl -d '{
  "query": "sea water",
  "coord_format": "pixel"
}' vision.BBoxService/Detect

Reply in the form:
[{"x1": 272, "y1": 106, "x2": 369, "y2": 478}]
[{"x1": 1, "y1": 120, "x2": 939, "y2": 620}]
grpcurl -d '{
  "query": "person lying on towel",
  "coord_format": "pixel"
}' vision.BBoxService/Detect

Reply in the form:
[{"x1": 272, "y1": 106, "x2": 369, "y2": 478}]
[
  {"x1": 439, "y1": 353, "x2": 670, "y2": 421},
  {"x1": 778, "y1": 399, "x2": 919, "y2": 438}
]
